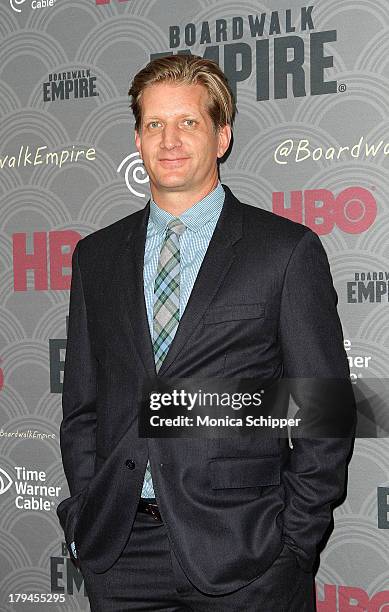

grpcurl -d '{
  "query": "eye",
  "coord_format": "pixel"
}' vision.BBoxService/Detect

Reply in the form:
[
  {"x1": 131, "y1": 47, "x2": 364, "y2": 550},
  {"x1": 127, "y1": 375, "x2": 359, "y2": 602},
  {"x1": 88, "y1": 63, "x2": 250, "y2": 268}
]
[
  {"x1": 183, "y1": 119, "x2": 196, "y2": 127},
  {"x1": 148, "y1": 120, "x2": 161, "y2": 129}
]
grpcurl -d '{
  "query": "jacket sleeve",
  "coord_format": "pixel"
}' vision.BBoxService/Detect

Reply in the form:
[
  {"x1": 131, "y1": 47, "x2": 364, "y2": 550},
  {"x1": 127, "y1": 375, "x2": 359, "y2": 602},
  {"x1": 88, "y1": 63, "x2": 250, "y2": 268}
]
[
  {"x1": 59, "y1": 240, "x2": 97, "y2": 497},
  {"x1": 278, "y1": 229, "x2": 356, "y2": 571}
]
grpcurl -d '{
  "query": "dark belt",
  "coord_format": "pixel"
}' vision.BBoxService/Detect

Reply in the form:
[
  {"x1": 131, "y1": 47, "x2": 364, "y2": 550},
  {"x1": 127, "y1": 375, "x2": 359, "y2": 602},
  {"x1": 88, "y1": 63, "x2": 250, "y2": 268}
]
[{"x1": 138, "y1": 498, "x2": 162, "y2": 521}]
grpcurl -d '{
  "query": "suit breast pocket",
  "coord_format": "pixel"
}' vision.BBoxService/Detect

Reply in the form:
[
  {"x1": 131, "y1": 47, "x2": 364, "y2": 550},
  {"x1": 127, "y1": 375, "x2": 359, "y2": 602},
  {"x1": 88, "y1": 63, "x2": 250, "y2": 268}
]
[
  {"x1": 202, "y1": 302, "x2": 270, "y2": 376},
  {"x1": 203, "y1": 303, "x2": 265, "y2": 325}
]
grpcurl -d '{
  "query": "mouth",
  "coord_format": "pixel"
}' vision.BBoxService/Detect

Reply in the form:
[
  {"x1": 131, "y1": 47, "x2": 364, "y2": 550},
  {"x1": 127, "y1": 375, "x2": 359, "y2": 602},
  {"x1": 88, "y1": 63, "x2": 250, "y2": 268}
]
[{"x1": 158, "y1": 157, "x2": 190, "y2": 167}]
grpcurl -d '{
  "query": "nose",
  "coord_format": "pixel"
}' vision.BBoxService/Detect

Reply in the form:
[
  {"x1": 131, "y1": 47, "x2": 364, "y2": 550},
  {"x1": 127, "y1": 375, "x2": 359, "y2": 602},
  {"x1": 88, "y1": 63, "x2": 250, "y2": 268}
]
[{"x1": 160, "y1": 123, "x2": 182, "y2": 150}]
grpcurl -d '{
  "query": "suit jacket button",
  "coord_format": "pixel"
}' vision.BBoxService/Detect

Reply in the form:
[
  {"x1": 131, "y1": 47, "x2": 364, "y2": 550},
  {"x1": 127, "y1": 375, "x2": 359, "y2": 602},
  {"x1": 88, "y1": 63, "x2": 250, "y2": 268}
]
[{"x1": 125, "y1": 459, "x2": 136, "y2": 470}]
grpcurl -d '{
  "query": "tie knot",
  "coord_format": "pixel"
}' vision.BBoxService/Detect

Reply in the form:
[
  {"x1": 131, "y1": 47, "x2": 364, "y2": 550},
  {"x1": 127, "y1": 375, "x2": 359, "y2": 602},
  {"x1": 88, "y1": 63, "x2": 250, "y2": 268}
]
[{"x1": 166, "y1": 218, "x2": 186, "y2": 237}]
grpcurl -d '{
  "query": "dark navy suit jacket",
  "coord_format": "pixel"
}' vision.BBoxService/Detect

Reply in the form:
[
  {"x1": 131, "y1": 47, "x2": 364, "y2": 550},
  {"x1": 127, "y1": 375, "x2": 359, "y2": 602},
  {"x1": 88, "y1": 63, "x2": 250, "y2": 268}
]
[{"x1": 57, "y1": 185, "x2": 355, "y2": 594}]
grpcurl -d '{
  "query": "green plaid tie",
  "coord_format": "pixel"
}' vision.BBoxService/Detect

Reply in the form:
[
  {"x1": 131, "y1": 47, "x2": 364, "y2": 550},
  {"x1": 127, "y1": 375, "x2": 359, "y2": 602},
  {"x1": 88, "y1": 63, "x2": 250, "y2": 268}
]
[{"x1": 141, "y1": 218, "x2": 186, "y2": 498}]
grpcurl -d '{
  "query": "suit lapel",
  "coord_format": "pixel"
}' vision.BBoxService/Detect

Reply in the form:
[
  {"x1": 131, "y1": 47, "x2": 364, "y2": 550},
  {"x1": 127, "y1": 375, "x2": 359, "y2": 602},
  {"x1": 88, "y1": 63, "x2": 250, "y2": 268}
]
[
  {"x1": 113, "y1": 202, "x2": 157, "y2": 378},
  {"x1": 158, "y1": 185, "x2": 243, "y2": 376}
]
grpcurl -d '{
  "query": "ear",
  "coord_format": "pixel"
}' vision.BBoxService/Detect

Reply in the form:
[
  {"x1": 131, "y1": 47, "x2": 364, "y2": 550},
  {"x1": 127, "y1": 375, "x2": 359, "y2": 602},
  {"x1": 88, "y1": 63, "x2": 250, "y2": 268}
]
[
  {"x1": 217, "y1": 124, "x2": 232, "y2": 159},
  {"x1": 135, "y1": 129, "x2": 142, "y2": 156}
]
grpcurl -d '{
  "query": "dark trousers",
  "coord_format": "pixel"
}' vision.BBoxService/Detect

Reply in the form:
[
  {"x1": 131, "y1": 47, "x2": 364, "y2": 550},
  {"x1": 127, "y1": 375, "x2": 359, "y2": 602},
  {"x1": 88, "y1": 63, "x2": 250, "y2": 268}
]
[{"x1": 80, "y1": 511, "x2": 316, "y2": 612}]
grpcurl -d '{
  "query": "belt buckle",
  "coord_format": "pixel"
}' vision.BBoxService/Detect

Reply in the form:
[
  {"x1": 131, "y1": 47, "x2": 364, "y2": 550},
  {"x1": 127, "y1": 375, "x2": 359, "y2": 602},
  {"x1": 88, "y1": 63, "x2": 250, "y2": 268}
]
[
  {"x1": 148, "y1": 503, "x2": 161, "y2": 522},
  {"x1": 140, "y1": 500, "x2": 161, "y2": 522}
]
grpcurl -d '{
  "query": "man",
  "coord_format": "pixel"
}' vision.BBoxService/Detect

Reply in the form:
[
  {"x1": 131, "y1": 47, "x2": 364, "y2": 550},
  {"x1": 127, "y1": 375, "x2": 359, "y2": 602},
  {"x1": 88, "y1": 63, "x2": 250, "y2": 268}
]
[{"x1": 57, "y1": 55, "x2": 355, "y2": 611}]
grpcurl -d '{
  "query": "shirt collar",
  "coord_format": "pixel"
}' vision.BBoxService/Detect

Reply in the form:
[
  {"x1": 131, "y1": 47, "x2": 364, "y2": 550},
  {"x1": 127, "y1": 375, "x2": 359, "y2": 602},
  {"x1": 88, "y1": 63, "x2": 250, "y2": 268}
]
[{"x1": 149, "y1": 181, "x2": 225, "y2": 233}]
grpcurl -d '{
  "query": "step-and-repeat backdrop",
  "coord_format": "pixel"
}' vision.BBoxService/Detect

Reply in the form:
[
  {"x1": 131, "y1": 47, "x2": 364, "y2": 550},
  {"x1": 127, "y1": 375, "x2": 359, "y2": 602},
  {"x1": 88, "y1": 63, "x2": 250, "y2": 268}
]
[{"x1": 1, "y1": 0, "x2": 388, "y2": 610}]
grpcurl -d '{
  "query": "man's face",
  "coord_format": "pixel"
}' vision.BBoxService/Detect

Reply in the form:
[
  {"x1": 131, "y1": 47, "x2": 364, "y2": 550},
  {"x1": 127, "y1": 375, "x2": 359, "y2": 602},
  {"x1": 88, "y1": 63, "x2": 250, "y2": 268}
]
[{"x1": 135, "y1": 82, "x2": 231, "y2": 199}]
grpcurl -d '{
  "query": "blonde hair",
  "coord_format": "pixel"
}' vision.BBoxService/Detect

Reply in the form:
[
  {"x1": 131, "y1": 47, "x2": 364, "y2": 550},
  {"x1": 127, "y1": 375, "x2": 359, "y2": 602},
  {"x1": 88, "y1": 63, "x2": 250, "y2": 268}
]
[{"x1": 128, "y1": 55, "x2": 236, "y2": 132}]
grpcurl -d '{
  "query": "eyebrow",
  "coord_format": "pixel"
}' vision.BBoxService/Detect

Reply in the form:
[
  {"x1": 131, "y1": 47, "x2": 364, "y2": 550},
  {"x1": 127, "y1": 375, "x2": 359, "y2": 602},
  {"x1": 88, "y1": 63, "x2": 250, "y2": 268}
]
[{"x1": 142, "y1": 113, "x2": 201, "y2": 121}]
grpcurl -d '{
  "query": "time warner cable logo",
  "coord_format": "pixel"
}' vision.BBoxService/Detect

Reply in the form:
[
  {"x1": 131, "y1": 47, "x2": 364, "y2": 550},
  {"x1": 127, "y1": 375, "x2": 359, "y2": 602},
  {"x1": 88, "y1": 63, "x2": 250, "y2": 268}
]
[
  {"x1": 0, "y1": 466, "x2": 62, "y2": 511},
  {"x1": 117, "y1": 152, "x2": 149, "y2": 197},
  {"x1": 0, "y1": 467, "x2": 13, "y2": 494},
  {"x1": 10, "y1": 0, "x2": 56, "y2": 12}
]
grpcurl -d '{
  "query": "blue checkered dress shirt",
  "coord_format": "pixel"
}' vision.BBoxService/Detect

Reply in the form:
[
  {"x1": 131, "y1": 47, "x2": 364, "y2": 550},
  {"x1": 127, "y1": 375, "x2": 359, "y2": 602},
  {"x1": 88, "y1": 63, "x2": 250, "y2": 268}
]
[{"x1": 141, "y1": 181, "x2": 225, "y2": 497}]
